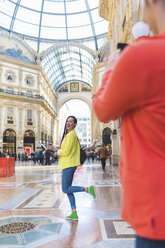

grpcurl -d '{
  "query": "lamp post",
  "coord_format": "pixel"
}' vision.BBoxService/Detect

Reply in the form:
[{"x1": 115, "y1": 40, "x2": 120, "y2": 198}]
[{"x1": 132, "y1": 21, "x2": 150, "y2": 39}]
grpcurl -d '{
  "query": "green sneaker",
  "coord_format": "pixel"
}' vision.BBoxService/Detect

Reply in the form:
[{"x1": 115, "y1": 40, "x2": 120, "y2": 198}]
[
  {"x1": 87, "y1": 185, "x2": 96, "y2": 199},
  {"x1": 66, "y1": 211, "x2": 78, "y2": 221}
]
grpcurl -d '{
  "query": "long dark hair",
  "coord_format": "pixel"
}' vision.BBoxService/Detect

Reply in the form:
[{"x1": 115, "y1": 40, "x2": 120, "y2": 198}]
[{"x1": 60, "y1": 116, "x2": 77, "y2": 146}]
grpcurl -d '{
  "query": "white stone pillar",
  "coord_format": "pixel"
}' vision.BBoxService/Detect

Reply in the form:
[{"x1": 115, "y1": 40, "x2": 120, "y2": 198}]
[
  {"x1": 0, "y1": 105, "x2": 2, "y2": 150},
  {"x1": 111, "y1": 130, "x2": 120, "y2": 166},
  {"x1": 56, "y1": 118, "x2": 60, "y2": 145}
]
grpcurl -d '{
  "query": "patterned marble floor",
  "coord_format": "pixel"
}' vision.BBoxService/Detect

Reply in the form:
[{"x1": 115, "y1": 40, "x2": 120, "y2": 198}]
[{"x1": 0, "y1": 160, "x2": 136, "y2": 248}]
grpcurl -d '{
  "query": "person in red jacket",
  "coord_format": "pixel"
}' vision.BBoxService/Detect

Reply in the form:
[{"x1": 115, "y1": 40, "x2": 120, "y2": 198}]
[{"x1": 93, "y1": 0, "x2": 165, "y2": 247}]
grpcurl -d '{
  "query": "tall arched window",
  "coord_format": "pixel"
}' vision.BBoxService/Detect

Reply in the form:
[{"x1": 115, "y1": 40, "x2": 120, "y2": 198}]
[
  {"x1": 102, "y1": 127, "x2": 112, "y2": 145},
  {"x1": 3, "y1": 129, "x2": 16, "y2": 155},
  {"x1": 24, "y1": 130, "x2": 35, "y2": 153}
]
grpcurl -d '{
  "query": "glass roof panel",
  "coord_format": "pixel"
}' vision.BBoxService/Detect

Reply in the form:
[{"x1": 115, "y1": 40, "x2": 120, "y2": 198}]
[
  {"x1": 40, "y1": 26, "x2": 66, "y2": 39},
  {"x1": 42, "y1": 14, "x2": 66, "y2": 27},
  {"x1": 65, "y1": 0, "x2": 87, "y2": 13},
  {"x1": 93, "y1": 21, "x2": 109, "y2": 36},
  {"x1": 87, "y1": 0, "x2": 98, "y2": 9},
  {"x1": 16, "y1": 7, "x2": 40, "y2": 25},
  {"x1": 0, "y1": 1, "x2": 15, "y2": 29},
  {"x1": 0, "y1": 0, "x2": 108, "y2": 48},
  {"x1": 14, "y1": 19, "x2": 39, "y2": 36},
  {"x1": 67, "y1": 12, "x2": 90, "y2": 27},
  {"x1": 0, "y1": 0, "x2": 15, "y2": 15},
  {"x1": 43, "y1": 1, "x2": 64, "y2": 13},
  {"x1": 41, "y1": 45, "x2": 96, "y2": 91},
  {"x1": 0, "y1": 0, "x2": 108, "y2": 89},
  {"x1": 91, "y1": 8, "x2": 104, "y2": 22},
  {"x1": 68, "y1": 25, "x2": 93, "y2": 39},
  {"x1": 20, "y1": 0, "x2": 42, "y2": 11},
  {"x1": 0, "y1": 12, "x2": 11, "y2": 29}
]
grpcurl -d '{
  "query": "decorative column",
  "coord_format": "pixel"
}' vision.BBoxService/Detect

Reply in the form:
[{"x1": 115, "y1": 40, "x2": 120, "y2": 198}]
[
  {"x1": 19, "y1": 69, "x2": 22, "y2": 88},
  {"x1": 51, "y1": 118, "x2": 55, "y2": 145},
  {"x1": 0, "y1": 65, "x2": 3, "y2": 150},
  {"x1": 18, "y1": 108, "x2": 23, "y2": 136},
  {"x1": 0, "y1": 65, "x2": 2, "y2": 82},
  {"x1": 91, "y1": 59, "x2": 104, "y2": 143},
  {"x1": 37, "y1": 73, "x2": 42, "y2": 95},
  {"x1": 17, "y1": 108, "x2": 23, "y2": 152},
  {"x1": 36, "y1": 109, "x2": 41, "y2": 150},
  {"x1": 0, "y1": 105, "x2": 2, "y2": 150},
  {"x1": 111, "y1": 129, "x2": 120, "y2": 166},
  {"x1": 56, "y1": 118, "x2": 60, "y2": 145}
]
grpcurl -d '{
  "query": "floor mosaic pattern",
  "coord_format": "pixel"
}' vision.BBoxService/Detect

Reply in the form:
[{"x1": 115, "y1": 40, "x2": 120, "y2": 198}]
[
  {"x1": 0, "y1": 215, "x2": 71, "y2": 247},
  {"x1": 100, "y1": 218, "x2": 135, "y2": 239},
  {"x1": 0, "y1": 161, "x2": 136, "y2": 248},
  {"x1": 0, "y1": 222, "x2": 36, "y2": 234},
  {"x1": 87, "y1": 239, "x2": 135, "y2": 248}
]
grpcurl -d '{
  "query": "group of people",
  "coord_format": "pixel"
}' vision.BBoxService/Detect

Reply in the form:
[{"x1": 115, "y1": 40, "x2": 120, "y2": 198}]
[
  {"x1": 17, "y1": 150, "x2": 58, "y2": 165},
  {"x1": 31, "y1": 150, "x2": 58, "y2": 165},
  {"x1": 31, "y1": 151, "x2": 44, "y2": 165},
  {"x1": 0, "y1": 151, "x2": 17, "y2": 159},
  {"x1": 86, "y1": 150, "x2": 96, "y2": 162}
]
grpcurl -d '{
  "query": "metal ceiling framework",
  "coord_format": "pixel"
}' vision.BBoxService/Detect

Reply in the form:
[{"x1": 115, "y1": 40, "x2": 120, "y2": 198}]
[
  {"x1": 0, "y1": 0, "x2": 108, "y2": 91},
  {"x1": 0, "y1": 0, "x2": 108, "y2": 52},
  {"x1": 41, "y1": 45, "x2": 96, "y2": 91}
]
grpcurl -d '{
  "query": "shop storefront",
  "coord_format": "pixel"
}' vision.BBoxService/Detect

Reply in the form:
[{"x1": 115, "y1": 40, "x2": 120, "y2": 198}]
[
  {"x1": 24, "y1": 130, "x2": 35, "y2": 156},
  {"x1": 3, "y1": 129, "x2": 16, "y2": 156}
]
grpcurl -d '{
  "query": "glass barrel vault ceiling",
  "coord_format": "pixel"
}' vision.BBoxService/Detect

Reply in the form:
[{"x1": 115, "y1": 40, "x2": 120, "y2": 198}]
[
  {"x1": 0, "y1": 0, "x2": 109, "y2": 51},
  {"x1": 41, "y1": 46, "x2": 96, "y2": 91}
]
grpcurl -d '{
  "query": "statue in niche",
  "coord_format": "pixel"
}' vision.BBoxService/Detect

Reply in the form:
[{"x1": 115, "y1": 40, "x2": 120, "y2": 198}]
[
  {"x1": 27, "y1": 77, "x2": 32, "y2": 85},
  {"x1": 7, "y1": 73, "x2": 13, "y2": 81}
]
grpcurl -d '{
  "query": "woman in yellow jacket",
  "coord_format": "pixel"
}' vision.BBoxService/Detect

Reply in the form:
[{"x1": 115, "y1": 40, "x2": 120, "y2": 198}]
[{"x1": 56, "y1": 116, "x2": 96, "y2": 221}]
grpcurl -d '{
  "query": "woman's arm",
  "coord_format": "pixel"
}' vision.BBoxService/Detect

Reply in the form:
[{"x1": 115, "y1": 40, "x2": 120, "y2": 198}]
[{"x1": 93, "y1": 46, "x2": 146, "y2": 122}]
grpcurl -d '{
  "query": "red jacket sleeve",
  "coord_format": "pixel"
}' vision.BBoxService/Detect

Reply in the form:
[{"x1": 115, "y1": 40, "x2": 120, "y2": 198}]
[{"x1": 93, "y1": 46, "x2": 147, "y2": 122}]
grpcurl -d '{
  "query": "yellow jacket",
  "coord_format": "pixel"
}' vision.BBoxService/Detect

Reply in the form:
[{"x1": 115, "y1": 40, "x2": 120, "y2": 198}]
[{"x1": 59, "y1": 129, "x2": 80, "y2": 170}]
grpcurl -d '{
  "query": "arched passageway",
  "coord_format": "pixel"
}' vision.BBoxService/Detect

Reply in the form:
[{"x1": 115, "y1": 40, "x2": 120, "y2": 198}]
[{"x1": 59, "y1": 99, "x2": 91, "y2": 147}]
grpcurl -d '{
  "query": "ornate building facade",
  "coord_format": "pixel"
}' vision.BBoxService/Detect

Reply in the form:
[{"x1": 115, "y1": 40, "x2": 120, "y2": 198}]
[
  {"x1": 0, "y1": 0, "x2": 143, "y2": 161},
  {"x1": 99, "y1": 0, "x2": 141, "y2": 48},
  {"x1": 90, "y1": 0, "x2": 142, "y2": 165},
  {"x1": 0, "y1": 33, "x2": 57, "y2": 156}
]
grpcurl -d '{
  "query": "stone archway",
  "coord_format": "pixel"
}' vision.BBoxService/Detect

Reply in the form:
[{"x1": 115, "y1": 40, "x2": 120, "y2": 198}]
[
  {"x1": 58, "y1": 98, "x2": 91, "y2": 147},
  {"x1": 56, "y1": 88, "x2": 92, "y2": 145},
  {"x1": 57, "y1": 93, "x2": 92, "y2": 115}
]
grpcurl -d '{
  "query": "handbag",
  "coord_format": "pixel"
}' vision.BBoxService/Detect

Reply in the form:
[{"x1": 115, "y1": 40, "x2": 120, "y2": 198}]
[
  {"x1": 77, "y1": 138, "x2": 87, "y2": 164},
  {"x1": 80, "y1": 147, "x2": 86, "y2": 164}
]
